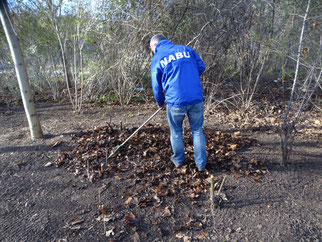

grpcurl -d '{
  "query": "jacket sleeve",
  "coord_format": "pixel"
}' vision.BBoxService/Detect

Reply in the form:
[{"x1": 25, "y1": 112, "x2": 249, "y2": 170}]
[
  {"x1": 192, "y1": 49, "x2": 205, "y2": 75},
  {"x1": 151, "y1": 62, "x2": 165, "y2": 107}
]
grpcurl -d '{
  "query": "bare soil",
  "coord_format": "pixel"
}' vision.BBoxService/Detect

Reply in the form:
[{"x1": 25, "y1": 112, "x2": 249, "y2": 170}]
[{"x1": 0, "y1": 102, "x2": 321, "y2": 242}]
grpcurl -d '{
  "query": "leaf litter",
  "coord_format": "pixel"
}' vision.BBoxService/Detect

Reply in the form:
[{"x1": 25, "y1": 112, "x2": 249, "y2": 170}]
[
  {"x1": 56, "y1": 123, "x2": 267, "y2": 197},
  {"x1": 55, "y1": 123, "x2": 268, "y2": 236}
]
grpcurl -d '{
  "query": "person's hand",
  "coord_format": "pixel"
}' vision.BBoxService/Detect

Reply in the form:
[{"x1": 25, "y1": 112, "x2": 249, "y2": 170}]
[{"x1": 159, "y1": 103, "x2": 166, "y2": 110}]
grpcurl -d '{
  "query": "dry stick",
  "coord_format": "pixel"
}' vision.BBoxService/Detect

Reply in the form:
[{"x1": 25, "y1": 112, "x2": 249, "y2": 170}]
[
  {"x1": 246, "y1": 49, "x2": 269, "y2": 109},
  {"x1": 186, "y1": 21, "x2": 211, "y2": 47},
  {"x1": 210, "y1": 175, "x2": 227, "y2": 202},
  {"x1": 210, "y1": 175, "x2": 215, "y2": 201},
  {"x1": 103, "y1": 219, "x2": 106, "y2": 236},
  {"x1": 210, "y1": 176, "x2": 216, "y2": 234},
  {"x1": 210, "y1": 175, "x2": 227, "y2": 236},
  {"x1": 105, "y1": 136, "x2": 111, "y2": 166},
  {"x1": 86, "y1": 160, "x2": 90, "y2": 182},
  {"x1": 105, "y1": 148, "x2": 108, "y2": 163},
  {"x1": 217, "y1": 175, "x2": 227, "y2": 197}
]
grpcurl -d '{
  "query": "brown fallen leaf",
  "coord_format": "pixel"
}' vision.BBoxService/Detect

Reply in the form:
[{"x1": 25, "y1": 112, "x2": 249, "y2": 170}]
[
  {"x1": 124, "y1": 197, "x2": 133, "y2": 206},
  {"x1": 149, "y1": 147, "x2": 158, "y2": 153},
  {"x1": 229, "y1": 144, "x2": 238, "y2": 150},
  {"x1": 124, "y1": 213, "x2": 139, "y2": 226},
  {"x1": 233, "y1": 131, "x2": 241, "y2": 137},
  {"x1": 253, "y1": 176, "x2": 262, "y2": 182},
  {"x1": 176, "y1": 232, "x2": 185, "y2": 239},
  {"x1": 155, "y1": 186, "x2": 169, "y2": 197},
  {"x1": 98, "y1": 205, "x2": 108, "y2": 214},
  {"x1": 52, "y1": 140, "x2": 63, "y2": 147},
  {"x1": 162, "y1": 207, "x2": 171, "y2": 217},
  {"x1": 196, "y1": 232, "x2": 208, "y2": 240},
  {"x1": 234, "y1": 173, "x2": 241, "y2": 178},
  {"x1": 225, "y1": 151, "x2": 236, "y2": 157}
]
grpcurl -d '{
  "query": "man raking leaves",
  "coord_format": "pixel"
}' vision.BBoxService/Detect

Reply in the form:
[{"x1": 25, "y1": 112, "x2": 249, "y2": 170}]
[{"x1": 150, "y1": 34, "x2": 207, "y2": 171}]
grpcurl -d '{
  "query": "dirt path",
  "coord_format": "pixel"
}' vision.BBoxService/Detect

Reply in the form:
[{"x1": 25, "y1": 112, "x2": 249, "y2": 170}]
[{"x1": 0, "y1": 103, "x2": 321, "y2": 241}]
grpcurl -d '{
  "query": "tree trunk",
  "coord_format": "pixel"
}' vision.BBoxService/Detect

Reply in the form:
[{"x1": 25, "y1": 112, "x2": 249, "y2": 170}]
[
  {"x1": 280, "y1": 0, "x2": 311, "y2": 164},
  {"x1": 0, "y1": 0, "x2": 43, "y2": 139}
]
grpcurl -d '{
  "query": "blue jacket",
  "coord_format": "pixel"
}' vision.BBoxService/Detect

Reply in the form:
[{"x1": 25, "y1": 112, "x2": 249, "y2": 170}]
[{"x1": 151, "y1": 40, "x2": 205, "y2": 107}]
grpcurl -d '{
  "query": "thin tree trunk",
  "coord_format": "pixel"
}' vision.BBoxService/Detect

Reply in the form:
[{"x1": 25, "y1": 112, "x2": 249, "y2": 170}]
[
  {"x1": 47, "y1": 0, "x2": 74, "y2": 109},
  {"x1": 0, "y1": 0, "x2": 43, "y2": 140},
  {"x1": 58, "y1": 28, "x2": 75, "y2": 109},
  {"x1": 281, "y1": 0, "x2": 311, "y2": 164}
]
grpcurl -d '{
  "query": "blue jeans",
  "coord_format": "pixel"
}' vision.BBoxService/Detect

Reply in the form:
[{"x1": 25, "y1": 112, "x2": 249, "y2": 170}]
[{"x1": 166, "y1": 102, "x2": 206, "y2": 169}]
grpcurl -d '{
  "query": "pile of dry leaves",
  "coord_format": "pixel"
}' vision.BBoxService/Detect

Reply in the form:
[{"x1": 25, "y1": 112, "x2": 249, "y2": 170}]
[{"x1": 56, "y1": 124, "x2": 267, "y2": 201}]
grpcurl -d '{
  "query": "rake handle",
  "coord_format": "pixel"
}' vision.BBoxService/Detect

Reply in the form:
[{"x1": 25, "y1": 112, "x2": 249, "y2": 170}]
[{"x1": 108, "y1": 107, "x2": 163, "y2": 159}]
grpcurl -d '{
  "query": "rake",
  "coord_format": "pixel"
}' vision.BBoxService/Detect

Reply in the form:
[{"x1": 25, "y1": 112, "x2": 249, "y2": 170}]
[{"x1": 107, "y1": 107, "x2": 163, "y2": 159}]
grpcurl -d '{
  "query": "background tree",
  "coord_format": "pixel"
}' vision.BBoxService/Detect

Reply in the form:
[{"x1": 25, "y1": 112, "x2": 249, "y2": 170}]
[
  {"x1": 280, "y1": 0, "x2": 321, "y2": 163},
  {"x1": 0, "y1": 0, "x2": 43, "y2": 139}
]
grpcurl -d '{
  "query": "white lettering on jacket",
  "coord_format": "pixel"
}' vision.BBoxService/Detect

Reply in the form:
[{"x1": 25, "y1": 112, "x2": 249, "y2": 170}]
[{"x1": 160, "y1": 51, "x2": 191, "y2": 68}]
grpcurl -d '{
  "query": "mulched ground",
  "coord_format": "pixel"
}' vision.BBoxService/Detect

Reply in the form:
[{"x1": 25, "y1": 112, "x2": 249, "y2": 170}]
[{"x1": 0, "y1": 102, "x2": 321, "y2": 241}]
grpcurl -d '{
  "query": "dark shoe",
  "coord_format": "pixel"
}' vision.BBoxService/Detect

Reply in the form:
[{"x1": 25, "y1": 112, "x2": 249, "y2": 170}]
[{"x1": 171, "y1": 157, "x2": 182, "y2": 168}]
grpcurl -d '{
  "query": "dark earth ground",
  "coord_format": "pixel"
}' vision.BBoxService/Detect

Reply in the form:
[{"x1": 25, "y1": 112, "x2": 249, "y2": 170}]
[{"x1": 0, "y1": 102, "x2": 321, "y2": 242}]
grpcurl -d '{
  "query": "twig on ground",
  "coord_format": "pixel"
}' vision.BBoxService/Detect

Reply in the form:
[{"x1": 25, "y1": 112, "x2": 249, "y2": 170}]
[
  {"x1": 210, "y1": 175, "x2": 214, "y2": 201},
  {"x1": 210, "y1": 175, "x2": 227, "y2": 209},
  {"x1": 217, "y1": 175, "x2": 227, "y2": 196}
]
